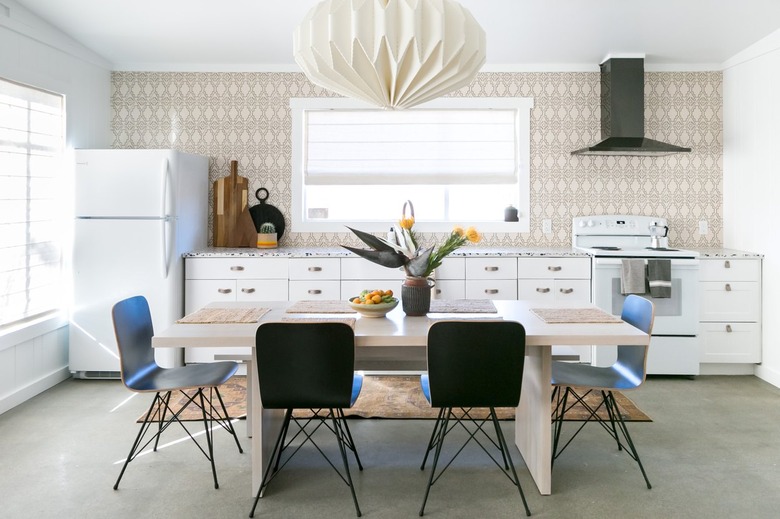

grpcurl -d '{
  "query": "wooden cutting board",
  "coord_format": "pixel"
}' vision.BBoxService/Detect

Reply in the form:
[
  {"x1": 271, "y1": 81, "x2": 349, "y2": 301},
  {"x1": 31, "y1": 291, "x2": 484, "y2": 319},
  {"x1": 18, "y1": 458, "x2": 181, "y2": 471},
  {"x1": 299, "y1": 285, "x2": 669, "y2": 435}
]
[{"x1": 213, "y1": 160, "x2": 251, "y2": 247}]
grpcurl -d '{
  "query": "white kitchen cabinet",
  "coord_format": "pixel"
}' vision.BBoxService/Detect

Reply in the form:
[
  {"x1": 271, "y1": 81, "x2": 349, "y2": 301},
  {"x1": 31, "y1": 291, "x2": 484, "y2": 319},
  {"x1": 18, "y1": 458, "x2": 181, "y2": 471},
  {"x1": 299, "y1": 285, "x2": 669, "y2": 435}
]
[
  {"x1": 699, "y1": 257, "x2": 761, "y2": 364},
  {"x1": 288, "y1": 258, "x2": 341, "y2": 300},
  {"x1": 184, "y1": 257, "x2": 289, "y2": 363},
  {"x1": 465, "y1": 257, "x2": 518, "y2": 300},
  {"x1": 517, "y1": 256, "x2": 592, "y2": 362},
  {"x1": 433, "y1": 257, "x2": 465, "y2": 300},
  {"x1": 340, "y1": 257, "x2": 404, "y2": 299}
]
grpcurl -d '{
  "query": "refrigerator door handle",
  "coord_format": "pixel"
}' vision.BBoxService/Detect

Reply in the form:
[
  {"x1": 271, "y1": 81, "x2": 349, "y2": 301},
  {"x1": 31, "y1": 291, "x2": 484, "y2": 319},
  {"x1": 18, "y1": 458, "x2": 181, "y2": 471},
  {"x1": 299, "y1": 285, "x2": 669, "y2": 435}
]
[{"x1": 161, "y1": 159, "x2": 171, "y2": 279}]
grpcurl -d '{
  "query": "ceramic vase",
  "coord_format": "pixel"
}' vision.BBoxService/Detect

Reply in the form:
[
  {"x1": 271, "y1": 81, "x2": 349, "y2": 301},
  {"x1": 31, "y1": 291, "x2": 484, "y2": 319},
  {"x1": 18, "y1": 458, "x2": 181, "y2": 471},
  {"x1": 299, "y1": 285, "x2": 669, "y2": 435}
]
[{"x1": 401, "y1": 276, "x2": 434, "y2": 316}]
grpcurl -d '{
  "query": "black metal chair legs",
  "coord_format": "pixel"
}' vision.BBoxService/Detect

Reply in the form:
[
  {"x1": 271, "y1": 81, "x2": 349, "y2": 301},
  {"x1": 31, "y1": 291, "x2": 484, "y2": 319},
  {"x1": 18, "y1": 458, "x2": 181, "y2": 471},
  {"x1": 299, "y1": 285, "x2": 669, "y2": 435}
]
[
  {"x1": 249, "y1": 408, "x2": 362, "y2": 518},
  {"x1": 419, "y1": 407, "x2": 531, "y2": 517}
]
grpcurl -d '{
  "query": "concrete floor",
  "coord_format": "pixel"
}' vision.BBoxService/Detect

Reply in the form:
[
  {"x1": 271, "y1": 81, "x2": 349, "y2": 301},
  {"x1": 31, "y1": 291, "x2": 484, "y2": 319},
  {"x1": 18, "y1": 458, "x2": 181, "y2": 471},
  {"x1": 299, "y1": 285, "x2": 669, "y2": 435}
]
[{"x1": 1, "y1": 375, "x2": 780, "y2": 518}]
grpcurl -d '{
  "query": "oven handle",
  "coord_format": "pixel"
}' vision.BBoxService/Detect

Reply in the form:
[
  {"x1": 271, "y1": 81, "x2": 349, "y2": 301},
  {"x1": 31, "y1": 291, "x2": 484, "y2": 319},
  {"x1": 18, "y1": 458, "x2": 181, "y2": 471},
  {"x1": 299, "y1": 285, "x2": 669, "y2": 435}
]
[{"x1": 594, "y1": 258, "x2": 699, "y2": 267}]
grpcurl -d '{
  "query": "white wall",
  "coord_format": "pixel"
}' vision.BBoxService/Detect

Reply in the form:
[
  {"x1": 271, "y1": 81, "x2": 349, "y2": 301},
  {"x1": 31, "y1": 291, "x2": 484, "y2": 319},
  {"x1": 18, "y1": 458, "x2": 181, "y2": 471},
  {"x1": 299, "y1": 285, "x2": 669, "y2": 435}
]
[
  {"x1": 0, "y1": 1, "x2": 111, "y2": 413},
  {"x1": 723, "y1": 29, "x2": 780, "y2": 387}
]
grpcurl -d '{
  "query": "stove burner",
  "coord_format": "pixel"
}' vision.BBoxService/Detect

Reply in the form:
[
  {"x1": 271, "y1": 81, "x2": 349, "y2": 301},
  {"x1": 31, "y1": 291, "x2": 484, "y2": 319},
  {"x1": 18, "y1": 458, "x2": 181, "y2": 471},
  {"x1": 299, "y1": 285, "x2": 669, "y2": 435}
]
[
  {"x1": 645, "y1": 247, "x2": 679, "y2": 251},
  {"x1": 592, "y1": 246, "x2": 621, "y2": 250}
]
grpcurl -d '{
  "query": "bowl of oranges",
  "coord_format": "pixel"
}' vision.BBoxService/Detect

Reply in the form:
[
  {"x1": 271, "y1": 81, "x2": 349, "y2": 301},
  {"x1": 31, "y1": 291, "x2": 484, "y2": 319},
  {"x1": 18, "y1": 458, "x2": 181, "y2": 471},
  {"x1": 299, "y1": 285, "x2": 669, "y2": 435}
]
[{"x1": 348, "y1": 289, "x2": 398, "y2": 318}]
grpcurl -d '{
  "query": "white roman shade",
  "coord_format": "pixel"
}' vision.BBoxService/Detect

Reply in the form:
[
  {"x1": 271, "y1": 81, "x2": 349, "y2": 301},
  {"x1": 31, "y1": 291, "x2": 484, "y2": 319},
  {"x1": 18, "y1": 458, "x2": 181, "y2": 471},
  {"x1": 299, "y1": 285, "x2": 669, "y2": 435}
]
[
  {"x1": 0, "y1": 78, "x2": 64, "y2": 326},
  {"x1": 302, "y1": 108, "x2": 518, "y2": 185}
]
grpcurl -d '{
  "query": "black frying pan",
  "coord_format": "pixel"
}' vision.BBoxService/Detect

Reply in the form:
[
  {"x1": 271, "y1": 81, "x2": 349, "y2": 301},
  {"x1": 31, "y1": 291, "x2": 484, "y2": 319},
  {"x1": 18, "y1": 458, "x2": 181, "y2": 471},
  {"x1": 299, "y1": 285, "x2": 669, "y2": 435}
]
[{"x1": 249, "y1": 188, "x2": 286, "y2": 241}]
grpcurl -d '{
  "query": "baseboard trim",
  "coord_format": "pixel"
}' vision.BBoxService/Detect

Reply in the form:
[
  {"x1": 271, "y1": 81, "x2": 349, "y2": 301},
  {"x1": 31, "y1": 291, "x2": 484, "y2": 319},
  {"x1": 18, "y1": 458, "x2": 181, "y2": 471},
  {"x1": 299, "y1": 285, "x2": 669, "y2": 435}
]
[
  {"x1": 755, "y1": 364, "x2": 780, "y2": 389},
  {"x1": 0, "y1": 366, "x2": 71, "y2": 415}
]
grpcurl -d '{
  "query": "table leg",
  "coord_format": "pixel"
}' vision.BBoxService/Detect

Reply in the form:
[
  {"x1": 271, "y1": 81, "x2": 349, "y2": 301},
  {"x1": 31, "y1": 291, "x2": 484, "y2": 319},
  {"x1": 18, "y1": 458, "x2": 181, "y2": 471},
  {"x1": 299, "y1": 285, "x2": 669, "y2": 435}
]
[
  {"x1": 249, "y1": 352, "x2": 285, "y2": 496},
  {"x1": 515, "y1": 344, "x2": 552, "y2": 495}
]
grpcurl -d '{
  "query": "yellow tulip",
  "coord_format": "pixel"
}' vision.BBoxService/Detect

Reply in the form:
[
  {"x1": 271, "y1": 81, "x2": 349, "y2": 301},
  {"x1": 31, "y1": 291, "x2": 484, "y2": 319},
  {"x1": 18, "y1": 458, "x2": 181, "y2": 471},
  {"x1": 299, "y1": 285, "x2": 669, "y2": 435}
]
[
  {"x1": 465, "y1": 226, "x2": 481, "y2": 243},
  {"x1": 452, "y1": 226, "x2": 464, "y2": 237}
]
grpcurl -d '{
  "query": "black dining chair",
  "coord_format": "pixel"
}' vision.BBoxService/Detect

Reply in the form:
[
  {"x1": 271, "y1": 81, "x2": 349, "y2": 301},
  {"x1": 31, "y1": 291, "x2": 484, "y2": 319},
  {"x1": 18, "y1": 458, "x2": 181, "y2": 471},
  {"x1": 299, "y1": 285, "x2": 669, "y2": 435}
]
[
  {"x1": 419, "y1": 320, "x2": 531, "y2": 517},
  {"x1": 250, "y1": 321, "x2": 364, "y2": 518},
  {"x1": 111, "y1": 295, "x2": 243, "y2": 490},
  {"x1": 551, "y1": 294, "x2": 655, "y2": 489}
]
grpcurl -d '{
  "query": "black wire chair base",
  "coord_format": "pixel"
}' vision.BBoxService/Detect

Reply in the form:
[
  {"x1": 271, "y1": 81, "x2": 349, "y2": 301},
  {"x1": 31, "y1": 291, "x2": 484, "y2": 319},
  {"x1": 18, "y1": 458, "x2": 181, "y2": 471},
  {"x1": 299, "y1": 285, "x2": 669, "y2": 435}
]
[
  {"x1": 249, "y1": 408, "x2": 362, "y2": 518},
  {"x1": 551, "y1": 386, "x2": 651, "y2": 489},
  {"x1": 114, "y1": 386, "x2": 243, "y2": 490},
  {"x1": 419, "y1": 407, "x2": 531, "y2": 517}
]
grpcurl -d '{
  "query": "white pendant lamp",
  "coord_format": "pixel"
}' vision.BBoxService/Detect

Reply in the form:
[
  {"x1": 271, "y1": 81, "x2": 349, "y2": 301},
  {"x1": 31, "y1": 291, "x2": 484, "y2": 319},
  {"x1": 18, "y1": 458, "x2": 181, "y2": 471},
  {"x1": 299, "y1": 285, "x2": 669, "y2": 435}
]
[{"x1": 293, "y1": 0, "x2": 486, "y2": 110}]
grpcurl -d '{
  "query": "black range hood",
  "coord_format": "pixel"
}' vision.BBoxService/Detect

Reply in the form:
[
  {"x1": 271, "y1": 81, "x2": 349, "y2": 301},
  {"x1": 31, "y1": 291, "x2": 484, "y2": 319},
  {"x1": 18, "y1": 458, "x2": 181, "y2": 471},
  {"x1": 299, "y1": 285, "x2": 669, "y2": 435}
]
[{"x1": 572, "y1": 58, "x2": 691, "y2": 156}]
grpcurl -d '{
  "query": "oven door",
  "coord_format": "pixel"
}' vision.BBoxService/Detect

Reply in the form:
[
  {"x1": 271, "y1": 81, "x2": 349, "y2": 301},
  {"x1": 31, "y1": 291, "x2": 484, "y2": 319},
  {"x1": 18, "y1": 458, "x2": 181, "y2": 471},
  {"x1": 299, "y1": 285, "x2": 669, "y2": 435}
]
[{"x1": 592, "y1": 257, "x2": 700, "y2": 335}]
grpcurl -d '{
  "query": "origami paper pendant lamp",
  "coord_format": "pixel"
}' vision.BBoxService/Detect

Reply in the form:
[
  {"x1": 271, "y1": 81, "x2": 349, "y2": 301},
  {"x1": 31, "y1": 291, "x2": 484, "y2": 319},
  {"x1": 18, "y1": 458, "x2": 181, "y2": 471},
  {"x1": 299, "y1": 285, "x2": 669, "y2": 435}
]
[{"x1": 293, "y1": 0, "x2": 486, "y2": 110}]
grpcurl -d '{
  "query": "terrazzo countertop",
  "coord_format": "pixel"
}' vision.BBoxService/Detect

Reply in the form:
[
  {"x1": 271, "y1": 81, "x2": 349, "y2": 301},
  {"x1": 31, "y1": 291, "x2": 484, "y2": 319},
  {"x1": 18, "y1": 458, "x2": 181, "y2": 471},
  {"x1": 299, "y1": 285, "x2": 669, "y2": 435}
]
[
  {"x1": 693, "y1": 248, "x2": 764, "y2": 258},
  {"x1": 184, "y1": 246, "x2": 590, "y2": 258}
]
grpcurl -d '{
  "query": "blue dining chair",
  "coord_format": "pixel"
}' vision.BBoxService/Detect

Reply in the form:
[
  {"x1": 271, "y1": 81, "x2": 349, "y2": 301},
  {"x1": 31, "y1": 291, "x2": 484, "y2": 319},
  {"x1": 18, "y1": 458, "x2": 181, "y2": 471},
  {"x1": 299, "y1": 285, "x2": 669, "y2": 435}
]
[
  {"x1": 419, "y1": 320, "x2": 531, "y2": 517},
  {"x1": 551, "y1": 294, "x2": 655, "y2": 489},
  {"x1": 111, "y1": 295, "x2": 243, "y2": 490},
  {"x1": 250, "y1": 321, "x2": 364, "y2": 517}
]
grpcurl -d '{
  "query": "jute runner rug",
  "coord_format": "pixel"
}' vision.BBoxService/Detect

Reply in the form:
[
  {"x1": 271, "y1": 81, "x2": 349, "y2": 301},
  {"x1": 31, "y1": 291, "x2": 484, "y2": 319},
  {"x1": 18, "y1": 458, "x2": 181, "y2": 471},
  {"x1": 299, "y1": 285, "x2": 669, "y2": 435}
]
[{"x1": 139, "y1": 375, "x2": 650, "y2": 423}]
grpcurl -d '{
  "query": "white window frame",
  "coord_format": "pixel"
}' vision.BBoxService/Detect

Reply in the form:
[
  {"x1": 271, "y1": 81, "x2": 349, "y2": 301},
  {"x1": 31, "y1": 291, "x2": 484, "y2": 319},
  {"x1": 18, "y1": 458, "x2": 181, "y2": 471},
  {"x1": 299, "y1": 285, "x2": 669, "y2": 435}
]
[
  {"x1": 0, "y1": 77, "x2": 65, "y2": 329},
  {"x1": 291, "y1": 97, "x2": 533, "y2": 233}
]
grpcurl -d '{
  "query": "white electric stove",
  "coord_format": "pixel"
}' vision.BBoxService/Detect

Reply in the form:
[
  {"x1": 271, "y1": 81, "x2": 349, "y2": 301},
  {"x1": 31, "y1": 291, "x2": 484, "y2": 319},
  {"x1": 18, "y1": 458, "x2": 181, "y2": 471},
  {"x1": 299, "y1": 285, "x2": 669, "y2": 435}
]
[{"x1": 572, "y1": 215, "x2": 700, "y2": 376}]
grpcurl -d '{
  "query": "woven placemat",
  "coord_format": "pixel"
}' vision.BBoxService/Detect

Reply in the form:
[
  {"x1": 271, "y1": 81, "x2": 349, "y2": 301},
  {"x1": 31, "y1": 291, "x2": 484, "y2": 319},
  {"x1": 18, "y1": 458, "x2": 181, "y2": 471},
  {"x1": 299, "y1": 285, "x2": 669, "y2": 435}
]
[
  {"x1": 177, "y1": 307, "x2": 270, "y2": 324},
  {"x1": 429, "y1": 299, "x2": 497, "y2": 313},
  {"x1": 279, "y1": 316, "x2": 357, "y2": 329},
  {"x1": 285, "y1": 300, "x2": 357, "y2": 314},
  {"x1": 530, "y1": 307, "x2": 622, "y2": 324}
]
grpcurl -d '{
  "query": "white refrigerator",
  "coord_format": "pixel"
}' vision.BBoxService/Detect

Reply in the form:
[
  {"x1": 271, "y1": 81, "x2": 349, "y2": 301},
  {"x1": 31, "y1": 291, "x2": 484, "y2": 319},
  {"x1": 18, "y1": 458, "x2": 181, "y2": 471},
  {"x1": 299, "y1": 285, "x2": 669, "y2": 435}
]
[{"x1": 70, "y1": 149, "x2": 208, "y2": 377}]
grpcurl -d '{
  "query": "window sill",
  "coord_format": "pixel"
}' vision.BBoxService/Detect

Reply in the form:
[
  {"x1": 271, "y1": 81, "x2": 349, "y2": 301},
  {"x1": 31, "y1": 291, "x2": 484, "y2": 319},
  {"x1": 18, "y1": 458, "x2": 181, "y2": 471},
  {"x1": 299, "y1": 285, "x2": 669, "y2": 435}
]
[
  {"x1": 292, "y1": 219, "x2": 531, "y2": 234},
  {"x1": 0, "y1": 312, "x2": 68, "y2": 352}
]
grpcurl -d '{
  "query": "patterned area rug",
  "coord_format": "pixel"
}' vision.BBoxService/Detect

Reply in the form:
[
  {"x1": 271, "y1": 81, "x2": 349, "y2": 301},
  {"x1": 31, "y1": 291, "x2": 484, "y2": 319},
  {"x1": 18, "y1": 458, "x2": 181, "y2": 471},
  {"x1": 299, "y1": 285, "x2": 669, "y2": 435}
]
[{"x1": 138, "y1": 375, "x2": 650, "y2": 422}]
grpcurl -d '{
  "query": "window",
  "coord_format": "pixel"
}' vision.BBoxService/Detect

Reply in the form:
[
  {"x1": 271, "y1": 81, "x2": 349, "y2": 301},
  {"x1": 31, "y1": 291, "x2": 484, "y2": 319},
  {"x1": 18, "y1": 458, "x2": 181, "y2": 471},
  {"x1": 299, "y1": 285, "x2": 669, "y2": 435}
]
[
  {"x1": 291, "y1": 97, "x2": 533, "y2": 233},
  {"x1": 0, "y1": 78, "x2": 65, "y2": 327}
]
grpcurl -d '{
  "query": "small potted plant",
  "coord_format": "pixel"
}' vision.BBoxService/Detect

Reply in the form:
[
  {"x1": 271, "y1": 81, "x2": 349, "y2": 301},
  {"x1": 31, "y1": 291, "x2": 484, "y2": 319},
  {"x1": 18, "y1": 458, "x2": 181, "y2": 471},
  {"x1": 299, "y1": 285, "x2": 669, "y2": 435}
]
[{"x1": 256, "y1": 222, "x2": 278, "y2": 248}]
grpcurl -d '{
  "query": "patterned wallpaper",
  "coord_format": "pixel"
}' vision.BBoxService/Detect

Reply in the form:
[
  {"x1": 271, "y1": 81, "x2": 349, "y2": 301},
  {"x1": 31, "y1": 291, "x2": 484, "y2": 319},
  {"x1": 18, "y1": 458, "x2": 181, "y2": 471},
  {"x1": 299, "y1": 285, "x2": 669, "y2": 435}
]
[{"x1": 111, "y1": 71, "x2": 722, "y2": 248}]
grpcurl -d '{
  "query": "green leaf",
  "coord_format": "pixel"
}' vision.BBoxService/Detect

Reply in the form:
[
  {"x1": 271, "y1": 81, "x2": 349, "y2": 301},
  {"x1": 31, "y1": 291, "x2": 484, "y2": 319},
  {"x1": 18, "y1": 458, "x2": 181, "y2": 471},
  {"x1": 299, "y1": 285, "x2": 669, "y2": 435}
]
[{"x1": 341, "y1": 245, "x2": 407, "y2": 269}]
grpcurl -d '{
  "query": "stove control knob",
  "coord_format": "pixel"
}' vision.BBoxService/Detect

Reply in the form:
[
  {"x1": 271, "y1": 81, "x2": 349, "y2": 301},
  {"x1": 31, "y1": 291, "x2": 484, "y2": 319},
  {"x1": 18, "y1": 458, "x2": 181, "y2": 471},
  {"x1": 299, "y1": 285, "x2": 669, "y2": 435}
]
[
  {"x1": 578, "y1": 221, "x2": 586, "y2": 228},
  {"x1": 587, "y1": 220, "x2": 595, "y2": 227}
]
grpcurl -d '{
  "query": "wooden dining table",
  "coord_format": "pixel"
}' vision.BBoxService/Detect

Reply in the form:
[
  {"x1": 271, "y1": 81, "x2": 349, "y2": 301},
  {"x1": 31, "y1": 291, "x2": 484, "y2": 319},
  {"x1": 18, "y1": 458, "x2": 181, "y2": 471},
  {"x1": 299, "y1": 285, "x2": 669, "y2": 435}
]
[{"x1": 152, "y1": 299, "x2": 648, "y2": 496}]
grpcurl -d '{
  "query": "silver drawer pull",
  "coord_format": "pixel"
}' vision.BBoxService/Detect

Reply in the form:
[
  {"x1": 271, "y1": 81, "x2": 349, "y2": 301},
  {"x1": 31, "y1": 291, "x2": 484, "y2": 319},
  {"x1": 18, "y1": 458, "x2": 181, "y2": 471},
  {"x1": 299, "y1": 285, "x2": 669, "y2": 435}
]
[
  {"x1": 217, "y1": 288, "x2": 232, "y2": 294},
  {"x1": 241, "y1": 288, "x2": 255, "y2": 294},
  {"x1": 724, "y1": 260, "x2": 731, "y2": 268},
  {"x1": 435, "y1": 289, "x2": 442, "y2": 295},
  {"x1": 230, "y1": 266, "x2": 245, "y2": 271},
  {"x1": 726, "y1": 324, "x2": 733, "y2": 333},
  {"x1": 308, "y1": 289, "x2": 322, "y2": 295},
  {"x1": 308, "y1": 266, "x2": 322, "y2": 272},
  {"x1": 485, "y1": 289, "x2": 499, "y2": 294},
  {"x1": 485, "y1": 266, "x2": 499, "y2": 272},
  {"x1": 559, "y1": 288, "x2": 574, "y2": 294},
  {"x1": 725, "y1": 283, "x2": 732, "y2": 291},
  {"x1": 547, "y1": 266, "x2": 562, "y2": 272},
  {"x1": 536, "y1": 287, "x2": 550, "y2": 293}
]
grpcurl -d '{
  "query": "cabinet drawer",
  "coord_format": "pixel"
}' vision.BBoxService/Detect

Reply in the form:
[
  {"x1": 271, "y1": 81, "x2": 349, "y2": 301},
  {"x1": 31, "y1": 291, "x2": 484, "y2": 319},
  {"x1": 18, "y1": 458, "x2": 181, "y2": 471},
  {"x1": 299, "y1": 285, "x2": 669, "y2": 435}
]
[
  {"x1": 289, "y1": 280, "x2": 341, "y2": 300},
  {"x1": 186, "y1": 257, "x2": 289, "y2": 279},
  {"x1": 435, "y1": 257, "x2": 465, "y2": 280},
  {"x1": 433, "y1": 280, "x2": 466, "y2": 300},
  {"x1": 700, "y1": 281, "x2": 759, "y2": 321},
  {"x1": 465, "y1": 258, "x2": 517, "y2": 279},
  {"x1": 184, "y1": 279, "x2": 236, "y2": 313},
  {"x1": 465, "y1": 279, "x2": 518, "y2": 300},
  {"x1": 700, "y1": 322, "x2": 760, "y2": 363},
  {"x1": 289, "y1": 258, "x2": 340, "y2": 280},
  {"x1": 518, "y1": 257, "x2": 590, "y2": 279},
  {"x1": 341, "y1": 258, "x2": 405, "y2": 280},
  {"x1": 699, "y1": 258, "x2": 760, "y2": 281},
  {"x1": 236, "y1": 280, "x2": 288, "y2": 301},
  {"x1": 517, "y1": 279, "x2": 591, "y2": 302}
]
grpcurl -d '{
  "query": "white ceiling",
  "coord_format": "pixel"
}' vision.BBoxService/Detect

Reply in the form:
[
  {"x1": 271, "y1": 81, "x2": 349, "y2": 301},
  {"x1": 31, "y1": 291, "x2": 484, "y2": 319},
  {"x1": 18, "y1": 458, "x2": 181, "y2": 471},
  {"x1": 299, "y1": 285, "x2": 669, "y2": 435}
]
[{"x1": 10, "y1": 0, "x2": 780, "y2": 71}]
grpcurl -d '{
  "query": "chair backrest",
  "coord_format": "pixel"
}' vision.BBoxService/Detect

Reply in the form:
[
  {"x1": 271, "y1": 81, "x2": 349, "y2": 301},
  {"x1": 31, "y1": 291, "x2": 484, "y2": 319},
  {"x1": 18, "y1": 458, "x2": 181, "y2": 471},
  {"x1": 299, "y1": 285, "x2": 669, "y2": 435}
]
[
  {"x1": 111, "y1": 295, "x2": 158, "y2": 390},
  {"x1": 615, "y1": 294, "x2": 656, "y2": 383},
  {"x1": 255, "y1": 322, "x2": 356, "y2": 409},
  {"x1": 426, "y1": 320, "x2": 526, "y2": 408}
]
